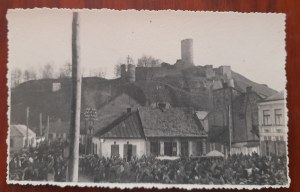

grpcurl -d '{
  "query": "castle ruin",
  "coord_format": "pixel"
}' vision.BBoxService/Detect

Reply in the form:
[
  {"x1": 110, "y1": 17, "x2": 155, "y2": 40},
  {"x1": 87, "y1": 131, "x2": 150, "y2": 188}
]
[{"x1": 121, "y1": 39, "x2": 235, "y2": 92}]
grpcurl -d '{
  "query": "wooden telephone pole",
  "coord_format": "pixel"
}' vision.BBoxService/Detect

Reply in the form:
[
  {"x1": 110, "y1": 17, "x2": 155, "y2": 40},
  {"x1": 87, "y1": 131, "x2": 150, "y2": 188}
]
[
  {"x1": 26, "y1": 107, "x2": 29, "y2": 148},
  {"x1": 228, "y1": 104, "x2": 233, "y2": 157},
  {"x1": 68, "y1": 12, "x2": 82, "y2": 182}
]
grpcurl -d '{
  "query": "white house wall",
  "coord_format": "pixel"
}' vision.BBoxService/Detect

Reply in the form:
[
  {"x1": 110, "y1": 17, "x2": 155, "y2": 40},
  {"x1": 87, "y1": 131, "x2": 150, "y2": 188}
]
[{"x1": 92, "y1": 138, "x2": 146, "y2": 158}]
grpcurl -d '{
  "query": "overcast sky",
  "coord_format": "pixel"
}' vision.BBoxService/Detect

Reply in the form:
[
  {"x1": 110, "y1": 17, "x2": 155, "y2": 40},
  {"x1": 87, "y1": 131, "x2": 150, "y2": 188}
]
[{"x1": 7, "y1": 9, "x2": 286, "y2": 91}]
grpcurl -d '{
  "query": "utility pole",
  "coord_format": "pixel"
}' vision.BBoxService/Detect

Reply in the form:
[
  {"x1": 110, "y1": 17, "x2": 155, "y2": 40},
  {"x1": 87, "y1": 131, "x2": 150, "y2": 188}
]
[
  {"x1": 68, "y1": 12, "x2": 82, "y2": 182},
  {"x1": 46, "y1": 115, "x2": 49, "y2": 141},
  {"x1": 228, "y1": 104, "x2": 232, "y2": 157},
  {"x1": 26, "y1": 107, "x2": 29, "y2": 148}
]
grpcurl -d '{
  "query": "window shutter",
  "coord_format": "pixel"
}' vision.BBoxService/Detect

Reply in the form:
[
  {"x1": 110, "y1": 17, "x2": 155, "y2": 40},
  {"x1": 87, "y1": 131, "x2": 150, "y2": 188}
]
[
  {"x1": 172, "y1": 142, "x2": 177, "y2": 156},
  {"x1": 123, "y1": 144, "x2": 128, "y2": 159},
  {"x1": 145, "y1": 141, "x2": 150, "y2": 156},
  {"x1": 132, "y1": 145, "x2": 137, "y2": 158},
  {"x1": 111, "y1": 145, "x2": 119, "y2": 157}
]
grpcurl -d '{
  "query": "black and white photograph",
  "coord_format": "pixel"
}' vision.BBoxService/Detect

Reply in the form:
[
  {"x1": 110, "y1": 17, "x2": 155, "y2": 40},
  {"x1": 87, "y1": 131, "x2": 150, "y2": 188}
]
[{"x1": 7, "y1": 9, "x2": 288, "y2": 189}]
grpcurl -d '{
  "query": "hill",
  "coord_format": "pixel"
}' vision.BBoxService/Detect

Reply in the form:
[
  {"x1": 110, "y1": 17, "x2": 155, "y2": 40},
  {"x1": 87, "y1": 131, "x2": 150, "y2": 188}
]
[{"x1": 9, "y1": 66, "x2": 277, "y2": 133}]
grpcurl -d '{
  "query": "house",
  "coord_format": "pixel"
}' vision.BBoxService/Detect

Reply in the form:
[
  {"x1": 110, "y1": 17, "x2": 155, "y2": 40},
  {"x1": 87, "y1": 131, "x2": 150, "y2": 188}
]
[
  {"x1": 92, "y1": 106, "x2": 207, "y2": 160},
  {"x1": 10, "y1": 124, "x2": 36, "y2": 152},
  {"x1": 258, "y1": 91, "x2": 287, "y2": 156},
  {"x1": 208, "y1": 85, "x2": 262, "y2": 156}
]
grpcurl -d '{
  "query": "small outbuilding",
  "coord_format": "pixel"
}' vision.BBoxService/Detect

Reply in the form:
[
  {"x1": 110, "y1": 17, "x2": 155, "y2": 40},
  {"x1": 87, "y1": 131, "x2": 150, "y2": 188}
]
[{"x1": 10, "y1": 124, "x2": 36, "y2": 152}]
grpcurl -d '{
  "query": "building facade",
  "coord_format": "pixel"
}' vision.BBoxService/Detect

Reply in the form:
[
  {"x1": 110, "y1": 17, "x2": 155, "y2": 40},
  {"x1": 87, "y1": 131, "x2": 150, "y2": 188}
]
[
  {"x1": 208, "y1": 85, "x2": 262, "y2": 156},
  {"x1": 10, "y1": 124, "x2": 36, "y2": 152},
  {"x1": 92, "y1": 106, "x2": 207, "y2": 159},
  {"x1": 258, "y1": 91, "x2": 287, "y2": 156}
]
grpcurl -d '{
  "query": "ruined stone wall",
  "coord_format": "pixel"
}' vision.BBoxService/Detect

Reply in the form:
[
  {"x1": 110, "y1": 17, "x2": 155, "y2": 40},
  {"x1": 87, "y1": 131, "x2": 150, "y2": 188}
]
[
  {"x1": 135, "y1": 66, "x2": 181, "y2": 81},
  {"x1": 210, "y1": 88, "x2": 234, "y2": 127},
  {"x1": 204, "y1": 65, "x2": 215, "y2": 79},
  {"x1": 215, "y1": 66, "x2": 232, "y2": 79},
  {"x1": 232, "y1": 89, "x2": 261, "y2": 143}
]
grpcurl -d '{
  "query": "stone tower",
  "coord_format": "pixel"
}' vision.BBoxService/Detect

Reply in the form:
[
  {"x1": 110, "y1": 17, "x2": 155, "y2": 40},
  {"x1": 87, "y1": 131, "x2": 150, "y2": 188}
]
[
  {"x1": 181, "y1": 39, "x2": 194, "y2": 66},
  {"x1": 127, "y1": 64, "x2": 136, "y2": 82}
]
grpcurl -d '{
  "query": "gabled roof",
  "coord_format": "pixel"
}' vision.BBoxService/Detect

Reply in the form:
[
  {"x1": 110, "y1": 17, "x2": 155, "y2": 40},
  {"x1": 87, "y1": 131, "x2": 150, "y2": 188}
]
[
  {"x1": 138, "y1": 107, "x2": 207, "y2": 138},
  {"x1": 94, "y1": 107, "x2": 207, "y2": 139},
  {"x1": 195, "y1": 111, "x2": 209, "y2": 120},
  {"x1": 10, "y1": 124, "x2": 36, "y2": 137},
  {"x1": 264, "y1": 91, "x2": 284, "y2": 102},
  {"x1": 94, "y1": 112, "x2": 144, "y2": 139}
]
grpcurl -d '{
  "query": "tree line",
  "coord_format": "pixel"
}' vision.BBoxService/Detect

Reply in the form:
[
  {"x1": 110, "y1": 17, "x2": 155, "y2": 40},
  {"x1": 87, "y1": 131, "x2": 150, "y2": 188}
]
[
  {"x1": 114, "y1": 55, "x2": 162, "y2": 77},
  {"x1": 11, "y1": 55, "x2": 162, "y2": 88}
]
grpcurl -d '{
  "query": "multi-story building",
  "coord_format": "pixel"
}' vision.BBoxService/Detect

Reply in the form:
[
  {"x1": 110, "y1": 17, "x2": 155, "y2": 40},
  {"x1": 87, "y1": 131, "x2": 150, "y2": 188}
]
[
  {"x1": 208, "y1": 85, "x2": 262, "y2": 156},
  {"x1": 258, "y1": 91, "x2": 287, "y2": 156}
]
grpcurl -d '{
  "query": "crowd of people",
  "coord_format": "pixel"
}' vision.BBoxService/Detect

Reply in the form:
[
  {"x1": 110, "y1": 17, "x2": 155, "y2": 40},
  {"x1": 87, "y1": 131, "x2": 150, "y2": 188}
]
[
  {"x1": 9, "y1": 138, "x2": 68, "y2": 181},
  {"x1": 9, "y1": 141, "x2": 288, "y2": 185},
  {"x1": 79, "y1": 153, "x2": 288, "y2": 185}
]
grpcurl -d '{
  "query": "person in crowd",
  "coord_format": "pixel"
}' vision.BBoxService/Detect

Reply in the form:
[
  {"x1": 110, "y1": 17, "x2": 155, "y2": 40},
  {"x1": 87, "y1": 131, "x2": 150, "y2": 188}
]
[{"x1": 9, "y1": 140, "x2": 288, "y2": 185}]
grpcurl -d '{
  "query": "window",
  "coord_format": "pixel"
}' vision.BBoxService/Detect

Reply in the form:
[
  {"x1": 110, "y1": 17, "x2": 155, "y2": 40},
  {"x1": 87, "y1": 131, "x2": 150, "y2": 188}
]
[
  {"x1": 263, "y1": 110, "x2": 271, "y2": 125},
  {"x1": 268, "y1": 136, "x2": 272, "y2": 141},
  {"x1": 52, "y1": 82, "x2": 61, "y2": 92},
  {"x1": 275, "y1": 136, "x2": 279, "y2": 141},
  {"x1": 150, "y1": 142, "x2": 160, "y2": 156},
  {"x1": 264, "y1": 128, "x2": 270, "y2": 133},
  {"x1": 111, "y1": 144, "x2": 119, "y2": 157},
  {"x1": 276, "y1": 129, "x2": 282, "y2": 133},
  {"x1": 280, "y1": 136, "x2": 284, "y2": 141},
  {"x1": 264, "y1": 136, "x2": 267, "y2": 141},
  {"x1": 275, "y1": 109, "x2": 283, "y2": 125},
  {"x1": 164, "y1": 142, "x2": 177, "y2": 156}
]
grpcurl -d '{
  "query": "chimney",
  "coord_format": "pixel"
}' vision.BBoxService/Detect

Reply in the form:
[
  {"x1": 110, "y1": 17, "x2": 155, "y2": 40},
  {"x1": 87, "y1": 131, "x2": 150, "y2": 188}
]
[
  {"x1": 127, "y1": 108, "x2": 132, "y2": 113},
  {"x1": 246, "y1": 86, "x2": 252, "y2": 93}
]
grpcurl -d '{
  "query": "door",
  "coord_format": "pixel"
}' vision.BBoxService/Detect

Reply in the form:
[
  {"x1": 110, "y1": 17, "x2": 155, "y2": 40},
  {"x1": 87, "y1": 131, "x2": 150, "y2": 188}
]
[
  {"x1": 127, "y1": 144, "x2": 133, "y2": 161},
  {"x1": 124, "y1": 144, "x2": 133, "y2": 161}
]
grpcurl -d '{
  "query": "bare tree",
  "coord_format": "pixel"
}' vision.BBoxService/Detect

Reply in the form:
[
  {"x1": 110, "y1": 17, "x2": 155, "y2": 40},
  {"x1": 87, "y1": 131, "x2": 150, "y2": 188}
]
[
  {"x1": 137, "y1": 55, "x2": 161, "y2": 67},
  {"x1": 89, "y1": 68, "x2": 106, "y2": 78},
  {"x1": 114, "y1": 64, "x2": 121, "y2": 77},
  {"x1": 23, "y1": 69, "x2": 37, "y2": 82},
  {"x1": 42, "y1": 64, "x2": 54, "y2": 79},
  {"x1": 59, "y1": 62, "x2": 72, "y2": 78},
  {"x1": 114, "y1": 56, "x2": 135, "y2": 78},
  {"x1": 96, "y1": 71, "x2": 106, "y2": 78},
  {"x1": 11, "y1": 68, "x2": 23, "y2": 88}
]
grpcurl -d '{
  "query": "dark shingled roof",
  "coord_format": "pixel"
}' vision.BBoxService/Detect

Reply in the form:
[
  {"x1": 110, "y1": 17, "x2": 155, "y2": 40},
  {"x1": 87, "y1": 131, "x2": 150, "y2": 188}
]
[
  {"x1": 94, "y1": 112, "x2": 144, "y2": 139},
  {"x1": 138, "y1": 107, "x2": 207, "y2": 138},
  {"x1": 94, "y1": 107, "x2": 207, "y2": 139}
]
